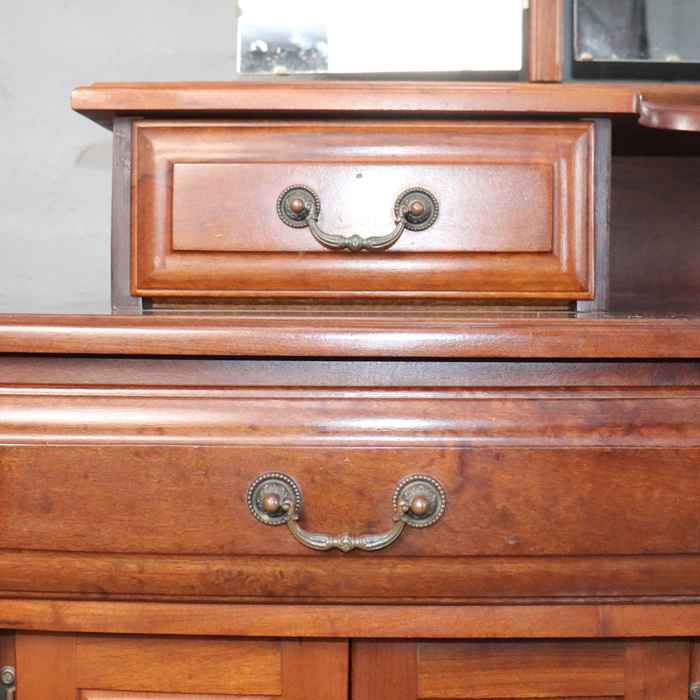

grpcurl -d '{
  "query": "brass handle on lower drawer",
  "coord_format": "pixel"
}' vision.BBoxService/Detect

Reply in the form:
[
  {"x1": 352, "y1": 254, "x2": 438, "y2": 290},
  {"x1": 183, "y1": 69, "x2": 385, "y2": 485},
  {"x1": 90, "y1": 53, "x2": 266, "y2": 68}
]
[
  {"x1": 277, "y1": 185, "x2": 438, "y2": 252},
  {"x1": 247, "y1": 473, "x2": 446, "y2": 553}
]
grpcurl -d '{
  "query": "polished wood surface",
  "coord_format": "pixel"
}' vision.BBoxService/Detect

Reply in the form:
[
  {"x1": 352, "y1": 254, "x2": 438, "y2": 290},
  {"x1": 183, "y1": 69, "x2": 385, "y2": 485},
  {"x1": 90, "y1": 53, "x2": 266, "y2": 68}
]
[
  {"x1": 640, "y1": 101, "x2": 700, "y2": 131},
  {"x1": 4, "y1": 385, "x2": 700, "y2": 447},
  {"x1": 623, "y1": 640, "x2": 690, "y2": 700},
  {"x1": 353, "y1": 639, "x2": 691, "y2": 699},
  {"x1": 71, "y1": 82, "x2": 642, "y2": 128},
  {"x1": 4, "y1": 315, "x2": 700, "y2": 357},
  {"x1": 26, "y1": 70, "x2": 700, "y2": 698},
  {"x1": 8, "y1": 601, "x2": 700, "y2": 638},
  {"x1": 81, "y1": 692, "x2": 270, "y2": 700},
  {"x1": 14, "y1": 633, "x2": 346, "y2": 700},
  {"x1": 15, "y1": 632, "x2": 76, "y2": 700},
  {"x1": 75, "y1": 636, "x2": 281, "y2": 695},
  {"x1": 352, "y1": 641, "x2": 417, "y2": 700},
  {"x1": 133, "y1": 120, "x2": 594, "y2": 301},
  {"x1": 5, "y1": 551, "x2": 700, "y2": 604},
  {"x1": 0, "y1": 444, "x2": 694, "y2": 558},
  {"x1": 529, "y1": 0, "x2": 564, "y2": 83},
  {"x1": 418, "y1": 641, "x2": 624, "y2": 698}
]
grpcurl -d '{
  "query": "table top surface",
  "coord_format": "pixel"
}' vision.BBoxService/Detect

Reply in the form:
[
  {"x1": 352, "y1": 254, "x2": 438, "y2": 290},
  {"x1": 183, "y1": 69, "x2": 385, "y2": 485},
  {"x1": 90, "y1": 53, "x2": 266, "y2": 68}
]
[{"x1": 0, "y1": 313, "x2": 699, "y2": 358}]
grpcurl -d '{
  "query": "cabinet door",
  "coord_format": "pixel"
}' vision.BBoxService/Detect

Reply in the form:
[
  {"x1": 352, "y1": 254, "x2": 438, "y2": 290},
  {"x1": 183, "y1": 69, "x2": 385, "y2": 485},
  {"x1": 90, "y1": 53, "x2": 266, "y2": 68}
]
[
  {"x1": 352, "y1": 639, "x2": 690, "y2": 700},
  {"x1": 15, "y1": 633, "x2": 348, "y2": 700}
]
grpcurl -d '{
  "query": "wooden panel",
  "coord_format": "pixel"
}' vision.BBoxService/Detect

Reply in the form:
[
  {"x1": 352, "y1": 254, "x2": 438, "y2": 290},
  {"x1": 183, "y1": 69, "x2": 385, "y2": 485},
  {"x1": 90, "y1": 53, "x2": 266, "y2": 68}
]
[
  {"x1": 71, "y1": 83, "x2": 641, "y2": 129},
  {"x1": 640, "y1": 101, "x2": 700, "y2": 132},
  {"x1": 75, "y1": 636, "x2": 281, "y2": 695},
  {"x1": 577, "y1": 118, "x2": 610, "y2": 312},
  {"x1": 7, "y1": 602, "x2": 700, "y2": 639},
  {"x1": 15, "y1": 632, "x2": 76, "y2": 700},
  {"x1": 691, "y1": 638, "x2": 700, "y2": 686},
  {"x1": 529, "y1": 0, "x2": 564, "y2": 83},
  {"x1": 418, "y1": 641, "x2": 624, "y2": 698},
  {"x1": 6, "y1": 552, "x2": 700, "y2": 603},
  {"x1": 5, "y1": 386, "x2": 700, "y2": 448},
  {"x1": 624, "y1": 640, "x2": 690, "y2": 700},
  {"x1": 171, "y1": 162, "x2": 553, "y2": 253},
  {"x1": 4, "y1": 357, "x2": 700, "y2": 388},
  {"x1": 0, "y1": 632, "x2": 14, "y2": 667},
  {"x1": 111, "y1": 116, "x2": 141, "y2": 315},
  {"x1": 610, "y1": 157, "x2": 700, "y2": 315},
  {"x1": 352, "y1": 641, "x2": 418, "y2": 700},
  {"x1": 133, "y1": 120, "x2": 593, "y2": 300},
  {"x1": 0, "y1": 444, "x2": 695, "y2": 558},
  {"x1": 7, "y1": 315, "x2": 700, "y2": 358},
  {"x1": 81, "y1": 692, "x2": 273, "y2": 700},
  {"x1": 280, "y1": 639, "x2": 348, "y2": 700}
]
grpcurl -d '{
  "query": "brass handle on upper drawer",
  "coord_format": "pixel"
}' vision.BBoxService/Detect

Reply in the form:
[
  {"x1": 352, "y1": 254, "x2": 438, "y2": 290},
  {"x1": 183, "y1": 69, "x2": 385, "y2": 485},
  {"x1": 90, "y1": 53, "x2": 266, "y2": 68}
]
[
  {"x1": 247, "y1": 473, "x2": 446, "y2": 553},
  {"x1": 277, "y1": 185, "x2": 439, "y2": 252}
]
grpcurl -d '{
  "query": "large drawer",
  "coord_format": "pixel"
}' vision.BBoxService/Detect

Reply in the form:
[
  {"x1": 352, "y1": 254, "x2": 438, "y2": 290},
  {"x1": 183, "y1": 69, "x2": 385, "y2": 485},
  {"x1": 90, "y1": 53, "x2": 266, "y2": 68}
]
[
  {"x1": 0, "y1": 386, "x2": 699, "y2": 604},
  {"x1": 132, "y1": 120, "x2": 596, "y2": 304}
]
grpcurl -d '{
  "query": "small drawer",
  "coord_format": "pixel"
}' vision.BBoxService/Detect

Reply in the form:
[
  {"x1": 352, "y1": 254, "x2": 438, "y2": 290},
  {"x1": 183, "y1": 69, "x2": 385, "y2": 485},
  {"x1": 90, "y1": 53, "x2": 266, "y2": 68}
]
[{"x1": 132, "y1": 120, "x2": 596, "y2": 305}]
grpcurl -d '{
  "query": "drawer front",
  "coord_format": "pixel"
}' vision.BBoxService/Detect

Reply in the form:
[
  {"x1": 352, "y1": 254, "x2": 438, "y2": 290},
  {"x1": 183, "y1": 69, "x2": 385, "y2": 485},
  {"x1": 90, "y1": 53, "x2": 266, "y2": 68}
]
[
  {"x1": 132, "y1": 120, "x2": 594, "y2": 300},
  {"x1": 1, "y1": 386, "x2": 699, "y2": 602},
  {"x1": 0, "y1": 444, "x2": 694, "y2": 558}
]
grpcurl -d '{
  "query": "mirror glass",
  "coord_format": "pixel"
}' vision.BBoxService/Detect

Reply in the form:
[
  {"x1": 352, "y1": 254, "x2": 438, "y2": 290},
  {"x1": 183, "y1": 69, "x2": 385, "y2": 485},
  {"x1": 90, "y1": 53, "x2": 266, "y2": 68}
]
[
  {"x1": 575, "y1": 0, "x2": 700, "y2": 62},
  {"x1": 237, "y1": 0, "x2": 523, "y2": 75}
]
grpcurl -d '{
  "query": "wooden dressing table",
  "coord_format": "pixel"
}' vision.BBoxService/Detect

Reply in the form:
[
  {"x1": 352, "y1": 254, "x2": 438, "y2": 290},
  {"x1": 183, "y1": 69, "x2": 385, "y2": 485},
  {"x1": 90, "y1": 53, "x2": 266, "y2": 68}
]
[{"x1": 5, "y1": 9, "x2": 700, "y2": 698}]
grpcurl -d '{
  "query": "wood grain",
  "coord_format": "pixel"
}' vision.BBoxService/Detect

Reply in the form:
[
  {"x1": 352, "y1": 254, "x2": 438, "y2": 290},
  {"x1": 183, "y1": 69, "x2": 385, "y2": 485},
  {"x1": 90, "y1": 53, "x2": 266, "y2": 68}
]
[
  {"x1": 5, "y1": 315, "x2": 700, "y2": 357},
  {"x1": 75, "y1": 636, "x2": 281, "y2": 695},
  {"x1": 418, "y1": 640, "x2": 624, "y2": 698},
  {"x1": 624, "y1": 640, "x2": 690, "y2": 699},
  {"x1": 529, "y1": 0, "x2": 564, "y2": 82},
  {"x1": 2, "y1": 386, "x2": 700, "y2": 447},
  {"x1": 0, "y1": 632, "x2": 14, "y2": 668},
  {"x1": 5, "y1": 552, "x2": 700, "y2": 603},
  {"x1": 352, "y1": 641, "x2": 417, "y2": 700},
  {"x1": 280, "y1": 639, "x2": 348, "y2": 700},
  {"x1": 133, "y1": 120, "x2": 593, "y2": 301},
  {"x1": 71, "y1": 83, "x2": 641, "y2": 129},
  {"x1": 0, "y1": 444, "x2": 695, "y2": 558},
  {"x1": 81, "y1": 692, "x2": 273, "y2": 700},
  {"x1": 15, "y1": 632, "x2": 76, "y2": 700},
  {"x1": 5, "y1": 601, "x2": 700, "y2": 639}
]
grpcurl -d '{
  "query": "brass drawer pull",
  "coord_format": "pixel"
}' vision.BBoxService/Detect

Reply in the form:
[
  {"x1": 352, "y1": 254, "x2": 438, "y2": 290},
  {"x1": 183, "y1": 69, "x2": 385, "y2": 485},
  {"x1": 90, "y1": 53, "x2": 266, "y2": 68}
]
[
  {"x1": 247, "y1": 473, "x2": 446, "y2": 553},
  {"x1": 277, "y1": 185, "x2": 438, "y2": 252}
]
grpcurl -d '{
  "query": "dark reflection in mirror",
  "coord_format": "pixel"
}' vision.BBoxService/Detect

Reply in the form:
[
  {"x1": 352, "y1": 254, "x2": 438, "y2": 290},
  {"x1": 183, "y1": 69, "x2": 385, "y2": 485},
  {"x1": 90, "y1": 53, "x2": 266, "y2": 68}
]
[{"x1": 575, "y1": 0, "x2": 700, "y2": 63}]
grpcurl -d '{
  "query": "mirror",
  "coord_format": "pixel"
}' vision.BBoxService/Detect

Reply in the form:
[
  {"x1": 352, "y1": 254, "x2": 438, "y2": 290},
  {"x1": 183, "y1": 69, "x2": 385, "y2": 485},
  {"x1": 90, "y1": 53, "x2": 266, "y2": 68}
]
[
  {"x1": 575, "y1": 0, "x2": 700, "y2": 63},
  {"x1": 237, "y1": 0, "x2": 523, "y2": 76}
]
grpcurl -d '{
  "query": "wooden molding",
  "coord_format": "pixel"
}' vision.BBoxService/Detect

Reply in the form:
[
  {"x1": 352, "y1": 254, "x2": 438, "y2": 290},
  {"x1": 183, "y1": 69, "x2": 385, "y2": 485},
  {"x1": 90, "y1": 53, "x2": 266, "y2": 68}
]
[
  {"x1": 529, "y1": 0, "x2": 564, "y2": 82},
  {"x1": 4, "y1": 600, "x2": 700, "y2": 638}
]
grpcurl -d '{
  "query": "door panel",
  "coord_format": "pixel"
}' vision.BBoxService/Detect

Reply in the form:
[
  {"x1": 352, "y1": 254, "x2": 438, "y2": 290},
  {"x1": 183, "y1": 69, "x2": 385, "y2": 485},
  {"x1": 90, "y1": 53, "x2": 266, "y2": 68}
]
[
  {"x1": 352, "y1": 639, "x2": 691, "y2": 700},
  {"x1": 15, "y1": 633, "x2": 348, "y2": 700}
]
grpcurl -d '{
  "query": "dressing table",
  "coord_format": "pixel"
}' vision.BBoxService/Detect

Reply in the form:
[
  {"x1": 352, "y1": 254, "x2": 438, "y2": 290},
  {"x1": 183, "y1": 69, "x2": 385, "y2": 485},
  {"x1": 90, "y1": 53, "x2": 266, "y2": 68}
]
[{"x1": 4, "y1": 5, "x2": 700, "y2": 699}]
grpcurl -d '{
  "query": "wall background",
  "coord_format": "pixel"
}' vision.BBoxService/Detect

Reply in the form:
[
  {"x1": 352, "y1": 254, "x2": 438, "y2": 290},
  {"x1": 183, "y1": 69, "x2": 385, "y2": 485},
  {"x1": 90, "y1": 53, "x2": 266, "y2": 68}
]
[{"x1": 0, "y1": 0, "x2": 237, "y2": 313}]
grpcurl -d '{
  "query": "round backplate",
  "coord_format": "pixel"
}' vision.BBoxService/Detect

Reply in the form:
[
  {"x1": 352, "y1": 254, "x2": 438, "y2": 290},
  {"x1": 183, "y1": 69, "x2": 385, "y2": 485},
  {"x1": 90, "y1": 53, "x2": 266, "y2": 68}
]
[
  {"x1": 393, "y1": 474, "x2": 446, "y2": 528},
  {"x1": 247, "y1": 472, "x2": 302, "y2": 526},
  {"x1": 395, "y1": 188, "x2": 439, "y2": 231},
  {"x1": 277, "y1": 185, "x2": 320, "y2": 228}
]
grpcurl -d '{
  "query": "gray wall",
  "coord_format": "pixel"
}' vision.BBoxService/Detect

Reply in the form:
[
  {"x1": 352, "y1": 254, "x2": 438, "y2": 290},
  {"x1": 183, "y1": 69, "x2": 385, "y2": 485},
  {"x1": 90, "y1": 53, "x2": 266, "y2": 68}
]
[{"x1": 0, "y1": 1, "x2": 238, "y2": 313}]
